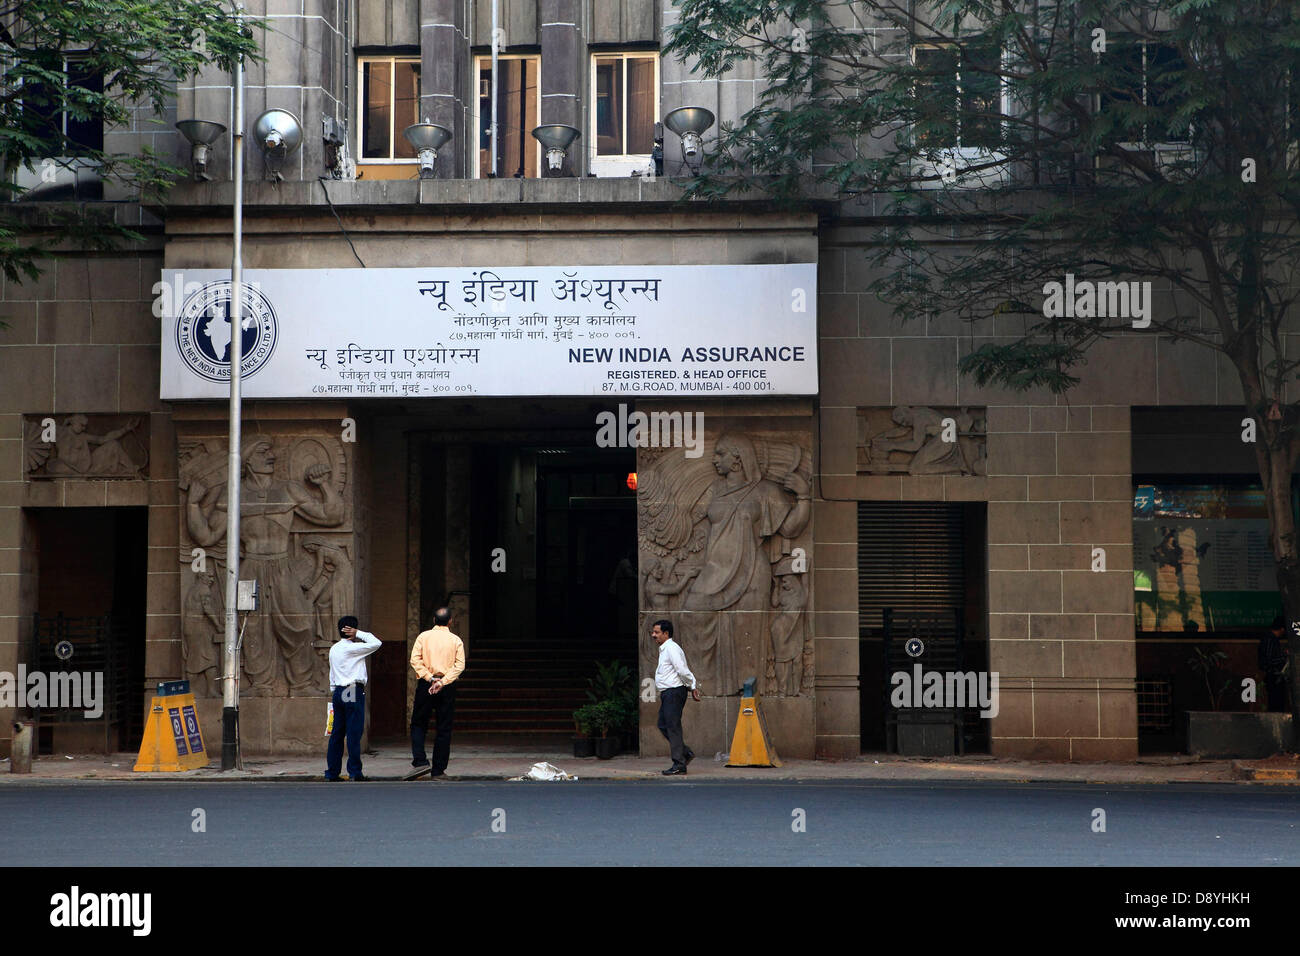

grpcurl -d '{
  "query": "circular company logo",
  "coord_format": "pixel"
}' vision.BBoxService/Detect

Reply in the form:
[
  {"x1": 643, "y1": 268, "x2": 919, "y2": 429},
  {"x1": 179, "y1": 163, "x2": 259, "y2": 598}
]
[
  {"x1": 904, "y1": 637, "x2": 925, "y2": 658},
  {"x1": 174, "y1": 280, "x2": 278, "y2": 383},
  {"x1": 55, "y1": 640, "x2": 74, "y2": 661}
]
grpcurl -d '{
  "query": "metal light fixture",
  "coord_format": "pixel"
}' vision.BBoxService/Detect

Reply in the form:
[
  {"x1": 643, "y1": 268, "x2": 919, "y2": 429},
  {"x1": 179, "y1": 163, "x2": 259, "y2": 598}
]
[
  {"x1": 253, "y1": 108, "x2": 303, "y2": 181},
  {"x1": 175, "y1": 120, "x2": 227, "y2": 181},
  {"x1": 663, "y1": 106, "x2": 716, "y2": 171},
  {"x1": 531, "y1": 124, "x2": 581, "y2": 174},
  {"x1": 403, "y1": 123, "x2": 453, "y2": 179}
]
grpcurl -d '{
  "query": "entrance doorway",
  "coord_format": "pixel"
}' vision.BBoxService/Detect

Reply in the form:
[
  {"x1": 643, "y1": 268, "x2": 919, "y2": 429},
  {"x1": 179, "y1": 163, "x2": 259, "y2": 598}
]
[
  {"x1": 413, "y1": 437, "x2": 638, "y2": 744},
  {"x1": 858, "y1": 501, "x2": 989, "y2": 754},
  {"x1": 29, "y1": 507, "x2": 147, "y2": 754}
]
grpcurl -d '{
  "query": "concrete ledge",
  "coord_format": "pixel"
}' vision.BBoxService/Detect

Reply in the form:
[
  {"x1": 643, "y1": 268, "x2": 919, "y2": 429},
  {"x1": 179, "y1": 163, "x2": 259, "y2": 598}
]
[{"x1": 1232, "y1": 757, "x2": 1300, "y2": 782}]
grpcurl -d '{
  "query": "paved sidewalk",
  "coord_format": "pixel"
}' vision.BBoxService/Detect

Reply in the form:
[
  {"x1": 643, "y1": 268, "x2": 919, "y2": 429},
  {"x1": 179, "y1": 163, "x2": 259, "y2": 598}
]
[{"x1": 2, "y1": 746, "x2": 1292, "y2": 784}]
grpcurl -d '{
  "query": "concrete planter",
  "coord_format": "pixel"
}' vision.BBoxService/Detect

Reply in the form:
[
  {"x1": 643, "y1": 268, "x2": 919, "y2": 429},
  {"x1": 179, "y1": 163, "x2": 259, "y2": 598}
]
[{"x1": 1186, "y1": 711, "x2": 1294, "y2": 759}]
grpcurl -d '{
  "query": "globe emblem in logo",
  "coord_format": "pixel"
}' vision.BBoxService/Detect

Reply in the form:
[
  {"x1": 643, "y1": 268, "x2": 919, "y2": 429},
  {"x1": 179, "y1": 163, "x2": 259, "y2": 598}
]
[
  {"x1": 55, "y1": 640, "x2": 74, "y2": 661},
  {"x1": 904, "y1": 637, "x2": 925, "y2": 658},
  {"x1": 175, "y1": 280, "x2": 278, "y2": 383}
]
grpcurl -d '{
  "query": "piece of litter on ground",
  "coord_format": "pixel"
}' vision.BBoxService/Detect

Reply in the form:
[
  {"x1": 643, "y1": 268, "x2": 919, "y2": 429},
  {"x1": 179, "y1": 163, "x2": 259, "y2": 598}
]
[
  {"x1": 64, "y1": 755, "x2": 73, "y2": 760},
  {"x1": 111, "y1": 764, "x2": 120, "y2": 768},
  {"x1": 512, "y1": 761, "x2": 578, "y2": 781}
]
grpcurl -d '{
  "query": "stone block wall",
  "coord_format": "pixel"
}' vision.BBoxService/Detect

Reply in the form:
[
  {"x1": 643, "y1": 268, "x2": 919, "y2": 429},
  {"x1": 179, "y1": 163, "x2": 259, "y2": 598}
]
[
  {"x1": 0, "y1": 249, "x2": 163, "y2": 757},
  {"x1": 811, "y1": 226, "x2": 1231, "y2": 760}
]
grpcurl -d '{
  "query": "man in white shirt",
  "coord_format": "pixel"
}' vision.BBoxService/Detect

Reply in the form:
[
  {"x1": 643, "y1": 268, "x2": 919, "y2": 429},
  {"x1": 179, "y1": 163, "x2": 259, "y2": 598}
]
[
  {"x1": 324, "y1": 615, "x2": 382, "y2": 781},
  {"x1": 653, "y1": 619, "x2": 699, "y2": 775}
]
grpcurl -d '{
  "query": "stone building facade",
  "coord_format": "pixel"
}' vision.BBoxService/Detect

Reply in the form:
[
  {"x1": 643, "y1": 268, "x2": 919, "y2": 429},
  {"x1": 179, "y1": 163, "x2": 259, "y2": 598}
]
[{"x1": 0, "y1": 0, "x2": 1270, "y2": 763}]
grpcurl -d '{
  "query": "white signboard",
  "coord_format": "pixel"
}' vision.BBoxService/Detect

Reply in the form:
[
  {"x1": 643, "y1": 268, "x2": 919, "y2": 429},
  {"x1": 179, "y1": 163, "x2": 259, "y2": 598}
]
[{"x1": 158, "y1": 264, "x2": 818, "y2": 399}]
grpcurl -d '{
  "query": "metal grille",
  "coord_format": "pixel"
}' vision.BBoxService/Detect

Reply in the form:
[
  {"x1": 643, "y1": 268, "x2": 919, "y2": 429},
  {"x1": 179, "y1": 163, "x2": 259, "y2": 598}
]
[
  {"x1": 858, "y1": 502, "x2": 966, "y2": 633},
  {"x1": 1136, "y1": 679, "x2": 1173, "y2": 731},
  {"x1": 30, "y1": 613, "x2": 129, "y2": 752}
]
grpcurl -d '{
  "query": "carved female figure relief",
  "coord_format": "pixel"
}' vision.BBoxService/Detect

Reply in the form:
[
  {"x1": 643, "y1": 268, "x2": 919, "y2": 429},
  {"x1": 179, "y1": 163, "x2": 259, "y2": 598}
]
[{"x1": 639, "y1": 432, "x2": 812, "y2": 696}]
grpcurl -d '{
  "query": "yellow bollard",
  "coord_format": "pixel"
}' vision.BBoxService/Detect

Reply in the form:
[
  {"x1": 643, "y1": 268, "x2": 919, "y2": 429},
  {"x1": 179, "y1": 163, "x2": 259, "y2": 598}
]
[
  {"x1": 726, "y1": 678, "x2": 781, "y2": 767},
  {"x1": 133, "y1": 680, "x2": 210, "y2": 772}
]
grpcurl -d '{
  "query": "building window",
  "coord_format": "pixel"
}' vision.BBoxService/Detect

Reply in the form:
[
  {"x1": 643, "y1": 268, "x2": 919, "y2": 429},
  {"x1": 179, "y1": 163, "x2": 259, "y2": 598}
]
[
  {"x1": 21, "y1": 54, "x2": 104, "y2": 155},
  {"x1": 473, "y1": 55, "x2": 540, "y2": 178},
  {"x1": 912, "y1": 41, "x2": 1004, "y2": 151},
  {"x1": 358, "y1": 56, "x2": 420, "y2": 161},
  {"x1": 1098, "y1": 40, "x2": 1190, "y2": 146},
  {"x1": 590, "y1": 52, "x2": 658, "y2": 174}
]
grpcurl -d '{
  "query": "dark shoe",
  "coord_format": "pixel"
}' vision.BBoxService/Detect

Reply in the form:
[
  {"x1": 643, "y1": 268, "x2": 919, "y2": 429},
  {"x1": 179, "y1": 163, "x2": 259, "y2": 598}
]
[
  {"x1": 662, "y1": 766, "x2": 687, "y2": 776},
  {"x1": 323, "y1": 775, "x2": 340, "y2": 781},
  {"x1": 685, "y1": 750, "x2": 695, "y2": 765},
  {"x1": 404, "y1": 764, "x2": 432, "y2": 781},
  {"x1": 350, "y1": 773, "x2": 368, "y2": 781}
]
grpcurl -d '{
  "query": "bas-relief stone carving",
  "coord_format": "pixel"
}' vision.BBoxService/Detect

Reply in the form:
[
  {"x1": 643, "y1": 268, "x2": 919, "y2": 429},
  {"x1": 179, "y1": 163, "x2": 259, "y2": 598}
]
[
  {"x1": 857, "y1": 406, "x2": 986, "y2": 475},
  {"x1": 178, "y1": 433, "x2": 351, "y2": 698},
  {"x1": 24, "y1": 414, "x2": 149, "y2": 478},
  {"x1": 638, "y1": 432, "x2": 814, "y2": 698}
]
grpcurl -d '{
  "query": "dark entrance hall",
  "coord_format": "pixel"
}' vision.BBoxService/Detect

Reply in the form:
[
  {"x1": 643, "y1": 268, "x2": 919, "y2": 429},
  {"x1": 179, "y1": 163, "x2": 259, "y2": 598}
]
[{"x1": 399, "y1": 433, "x2": 638, "y2": 745}]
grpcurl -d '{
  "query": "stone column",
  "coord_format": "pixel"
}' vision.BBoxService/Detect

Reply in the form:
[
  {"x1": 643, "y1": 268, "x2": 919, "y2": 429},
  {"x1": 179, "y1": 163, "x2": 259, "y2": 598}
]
[
  {"x1": 444, "y1": 443, "x2": 472, "y2": 641},
  {"x1": 172, "y1": 405, "x2": 360, "y2": 755},
  {"x1": 636, "y1": 404, "x2": 816, "y2": 759},
  {"x1": 540, "y1": 0, "x2": 580, "y2": 176},
  {"x1": 984, "y1": 404, "x2": 1137, "y2": 760},
  {"x1": 420, "y1": 0, "x2": 469, "y2": 177}
]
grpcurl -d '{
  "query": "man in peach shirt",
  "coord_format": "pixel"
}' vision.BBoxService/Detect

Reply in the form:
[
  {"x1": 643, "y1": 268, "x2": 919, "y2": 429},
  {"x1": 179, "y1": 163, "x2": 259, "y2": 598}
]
[{"x1": 405, "y1": 606, "x2": 466, "y2": 780}]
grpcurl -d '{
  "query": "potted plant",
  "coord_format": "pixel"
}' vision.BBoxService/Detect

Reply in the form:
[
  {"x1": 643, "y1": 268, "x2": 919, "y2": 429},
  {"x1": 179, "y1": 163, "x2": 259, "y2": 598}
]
[
  {"x1": 592, "y1": 700, "x2": 622, "y2": 759},
  {"x1": 1185, "y1": 645, "x2": 1294, "y2": 757},
  {"x1": 571, "y1": 703, "x2": 599, "y2": 758},
  {"x1": 584, "y1": 659, "x2": 636, "y2": 756}
]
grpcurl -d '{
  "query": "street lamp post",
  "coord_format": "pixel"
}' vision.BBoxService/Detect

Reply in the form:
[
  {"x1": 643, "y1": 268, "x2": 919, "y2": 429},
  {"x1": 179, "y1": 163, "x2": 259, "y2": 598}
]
[{"x1": 221, "y1": 5, "x2": 246, "y2": 772}]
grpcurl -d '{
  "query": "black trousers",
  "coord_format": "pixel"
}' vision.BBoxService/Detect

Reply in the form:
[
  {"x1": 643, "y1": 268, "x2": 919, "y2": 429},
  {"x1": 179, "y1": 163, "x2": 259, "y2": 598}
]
[
  {"x1": 411, "y1": 679, "x2": 457, "y2": 773},
  {"x1": 1265, "y1": 674, "x2": 1289, "y2": 712},
  {"x1": 656, "y1": 686, "x2": 694, "y2": 768}
]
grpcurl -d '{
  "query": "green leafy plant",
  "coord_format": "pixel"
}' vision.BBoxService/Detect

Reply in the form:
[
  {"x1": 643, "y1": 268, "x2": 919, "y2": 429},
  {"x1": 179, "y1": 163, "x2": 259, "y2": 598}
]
[
  {"x1": 589, "y1": 699, "x2": 622, "y2": 738},
  {"x1": 586, "y1": 659, "x2": 633, "y2": 703},
  {"x1": 572, "y1": 702, "x2": 600, "y2": 737},
  {"x1": 0, "y1": 0, "x2": 263, "y2": 292}
]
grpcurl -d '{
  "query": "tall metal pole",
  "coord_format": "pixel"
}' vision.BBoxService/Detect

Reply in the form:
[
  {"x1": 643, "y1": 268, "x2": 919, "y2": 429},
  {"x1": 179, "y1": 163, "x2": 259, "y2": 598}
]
[
  {"x1": 221, "y1": 4, "x2": 246, "y2": 772},
  {"x1": 490, "y1": 0, "x2": 499, "y2": 177}
]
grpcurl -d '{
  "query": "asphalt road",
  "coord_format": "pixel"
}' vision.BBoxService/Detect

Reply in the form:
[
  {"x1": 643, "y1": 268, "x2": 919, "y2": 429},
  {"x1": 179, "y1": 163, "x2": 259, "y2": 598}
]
[{"x1": 2, "y1": 780, "x2": 1297, "y2": 866}]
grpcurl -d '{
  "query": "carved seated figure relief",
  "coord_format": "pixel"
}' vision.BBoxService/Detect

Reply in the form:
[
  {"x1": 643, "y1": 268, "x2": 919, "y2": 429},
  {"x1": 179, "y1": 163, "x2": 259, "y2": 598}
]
[
  {"x1": 25, "y1": 414, "x2": 149, "y2": 479},
  {"x1": 859, "y1": 405, "x2": 986, "y2": 476}
]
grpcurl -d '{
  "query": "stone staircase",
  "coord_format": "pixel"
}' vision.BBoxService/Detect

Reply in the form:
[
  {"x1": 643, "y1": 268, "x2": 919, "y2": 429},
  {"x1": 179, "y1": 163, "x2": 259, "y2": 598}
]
[{"x1": 454, "y1": 642, "x2": 636, "y2": 739}]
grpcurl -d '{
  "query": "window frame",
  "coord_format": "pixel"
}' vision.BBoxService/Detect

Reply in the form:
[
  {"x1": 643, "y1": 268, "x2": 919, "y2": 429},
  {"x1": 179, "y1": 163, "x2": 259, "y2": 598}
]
[
  {"x1": 20, "y1": 53, "x2": 104, "y2": 156},
  {"x1": 355, "y1": 54, "x2": 421, "y2": 164},
  {"x1": 588, "y1": 50, "x2": 660, "y2": 176},
  {"x1": 470, "y1": 53, "x2": 542, "y2": 180},
  {"x1": 1097, "y1": 38, "x2": 1193, "y2": 152},
  {"x1": 908, "y1": 38, "x2": 1011, "y2": 189},
  {"x1": 910, "y1": 39, "x2": 1010, "y2": 154}
]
